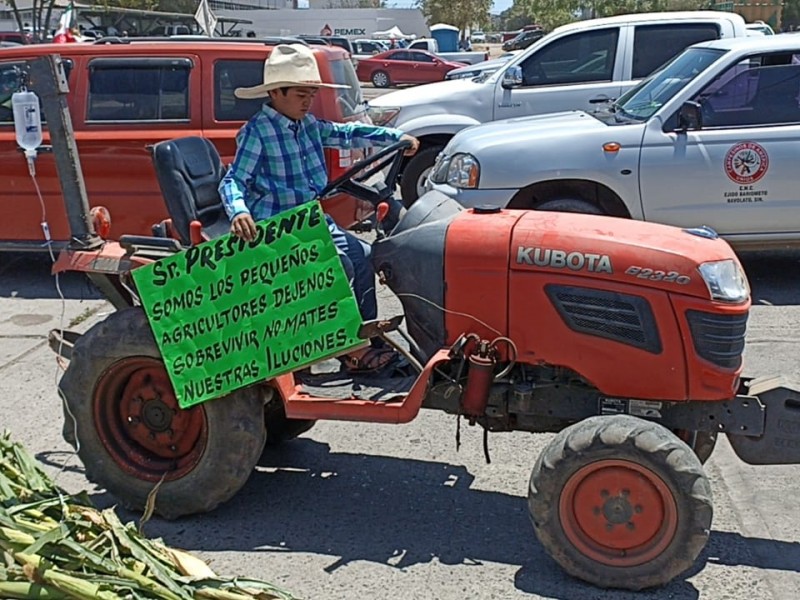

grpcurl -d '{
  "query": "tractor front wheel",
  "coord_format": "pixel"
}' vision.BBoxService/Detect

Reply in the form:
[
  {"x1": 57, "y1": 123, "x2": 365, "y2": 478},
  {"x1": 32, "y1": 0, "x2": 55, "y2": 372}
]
[
  {"x1": 59, "y1": 308, "x2": 266, "y2": 519},
  {"x1": 528, "y1": 415, "x2": 712, "y2": 590}
]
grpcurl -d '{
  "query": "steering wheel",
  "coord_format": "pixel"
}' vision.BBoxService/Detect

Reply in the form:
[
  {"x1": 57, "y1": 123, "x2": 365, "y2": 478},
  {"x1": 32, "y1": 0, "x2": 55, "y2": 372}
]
[{"x1": 318, "y1": 139, "x2": 411, "y2": 206}]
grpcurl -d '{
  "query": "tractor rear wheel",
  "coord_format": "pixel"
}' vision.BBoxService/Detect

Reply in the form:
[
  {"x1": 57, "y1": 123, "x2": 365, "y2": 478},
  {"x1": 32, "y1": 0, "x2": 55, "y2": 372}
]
[
  {"x1": 59, "y1": 307, "x2": 266, "y2": 519},
  {"x1": 264, "y1": 401, "x2": 316, "y2": 446},
  {"x1": 528, "y1": 415, "x2": 712, "y2": 590}
]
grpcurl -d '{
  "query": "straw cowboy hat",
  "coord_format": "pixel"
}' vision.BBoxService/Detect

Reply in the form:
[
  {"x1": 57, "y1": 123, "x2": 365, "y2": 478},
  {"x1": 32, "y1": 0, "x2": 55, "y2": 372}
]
[{"x1": 235, "y1": 44, "x2": 349, "y2": 99}]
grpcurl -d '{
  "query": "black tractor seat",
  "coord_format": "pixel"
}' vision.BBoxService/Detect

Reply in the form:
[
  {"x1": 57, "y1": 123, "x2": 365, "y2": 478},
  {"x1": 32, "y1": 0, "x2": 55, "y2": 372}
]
[{"x1": 150, "y1": 136, "x2": 231, "y2": 246}]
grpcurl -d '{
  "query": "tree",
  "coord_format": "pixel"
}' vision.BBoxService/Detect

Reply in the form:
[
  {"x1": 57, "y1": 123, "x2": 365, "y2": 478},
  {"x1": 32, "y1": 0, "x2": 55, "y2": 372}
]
[
  {"x1": 497, "y1": 4, "x2": 537, "y2": 31},
  {"x1": 782, "y1": 0, "x2": 800, "y2": 29},
  {"x1": 4, "y1": 0, "x2": 61, "y2": 40},
  {"x1": 515, "y1": 0, "x2": 708, "y2": 31},
  {"x1": 417, "y1": 0, "x2": 493, "y2": 34}
]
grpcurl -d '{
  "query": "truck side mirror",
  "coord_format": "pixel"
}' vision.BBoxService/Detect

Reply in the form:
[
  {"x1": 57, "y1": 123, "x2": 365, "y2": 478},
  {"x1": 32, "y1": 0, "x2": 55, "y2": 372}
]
[
  {"x1": 676, "y1": 101, "x2": 703, "y2": 132},
  {"x1": 502, "y1": 65, "x2": 523, "y2": 89}
]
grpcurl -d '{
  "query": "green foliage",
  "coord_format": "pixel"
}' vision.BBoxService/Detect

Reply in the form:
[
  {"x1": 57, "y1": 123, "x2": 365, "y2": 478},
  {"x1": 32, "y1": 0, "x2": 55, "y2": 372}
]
[
  {"x1": 4, "y1": 0, "x2": 60, "y2": 40},
  {"x1": 783, "y1": 0, "x2": 800, "y2": 29},
  {"x1": 511, "y1": 0, "x2": 710, "y2": 31},
  {"x1": 92, "y1": 0, "x2": 159, "y2": 10},
  {"x1": 157, "y1": 0, "x2": 198, "y2": 13},
  {"x1": 417, "y1": 0, "x2": 494, "y2": 33}
]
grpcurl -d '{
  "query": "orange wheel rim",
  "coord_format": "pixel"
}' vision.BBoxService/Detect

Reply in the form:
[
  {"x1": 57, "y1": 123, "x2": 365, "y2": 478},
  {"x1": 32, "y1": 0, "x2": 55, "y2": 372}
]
[
  {"x1": 93, "y1": 357, "x2": 207, "y2": 482},
  {"x1": 559, "y1": 459, "x2": 678, "y2": 567}
]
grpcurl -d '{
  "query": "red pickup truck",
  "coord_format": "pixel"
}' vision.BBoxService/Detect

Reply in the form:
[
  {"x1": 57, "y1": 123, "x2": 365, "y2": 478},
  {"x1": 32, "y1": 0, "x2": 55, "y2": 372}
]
[{"x1": 0, "y1": 38, "x2": 369, "y2": 251}]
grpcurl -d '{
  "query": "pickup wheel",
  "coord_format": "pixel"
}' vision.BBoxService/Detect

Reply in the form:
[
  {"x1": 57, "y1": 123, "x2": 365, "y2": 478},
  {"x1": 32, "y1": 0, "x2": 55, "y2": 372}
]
[
  {"x1": 400, "y1": 145, "x2": 444, "y2": 207},
  {"x1": 537, "y1": 198, "x2": 604, "y2": 214},
  {"x1": 528, "y1": 415, "x2": 712, "y2": 590},
  {"x1": 371, "y1": 70, "x2": 390, "y2": 88}
]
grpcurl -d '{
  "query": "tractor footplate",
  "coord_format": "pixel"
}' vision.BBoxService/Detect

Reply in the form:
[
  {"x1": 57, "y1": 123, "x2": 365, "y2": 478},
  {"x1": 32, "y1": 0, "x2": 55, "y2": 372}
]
[{"x1": 295, "y1": 359, "x2": 414, "y2": 402}]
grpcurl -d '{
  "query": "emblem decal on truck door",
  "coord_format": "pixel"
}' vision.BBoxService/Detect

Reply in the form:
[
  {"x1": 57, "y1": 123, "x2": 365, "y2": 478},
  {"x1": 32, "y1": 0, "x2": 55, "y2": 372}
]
[
  {"x1": 516, "y1": 247, "x2": 613, "y2": 273},
  {"x1": 724, "y1": 142, "x2": 769, "y2": 184}
]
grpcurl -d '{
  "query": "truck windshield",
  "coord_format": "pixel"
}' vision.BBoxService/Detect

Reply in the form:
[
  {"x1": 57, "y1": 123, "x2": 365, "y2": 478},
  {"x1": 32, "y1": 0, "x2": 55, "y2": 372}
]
[{"x1": 615, "y1": 47, "x2": 726, "y2": 121}]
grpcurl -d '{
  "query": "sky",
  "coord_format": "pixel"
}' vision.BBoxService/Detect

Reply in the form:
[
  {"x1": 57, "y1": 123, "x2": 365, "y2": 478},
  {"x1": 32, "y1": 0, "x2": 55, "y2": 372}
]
[{"x1": 386, "y1": 0, "x2": 514, "y2": 15}]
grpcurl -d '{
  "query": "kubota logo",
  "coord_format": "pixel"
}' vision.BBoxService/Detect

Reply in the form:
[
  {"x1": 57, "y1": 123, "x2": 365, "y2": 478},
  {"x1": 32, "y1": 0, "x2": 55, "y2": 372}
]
[{"x1": 516, "y1": 247, "x2": 613, "y2": 273}]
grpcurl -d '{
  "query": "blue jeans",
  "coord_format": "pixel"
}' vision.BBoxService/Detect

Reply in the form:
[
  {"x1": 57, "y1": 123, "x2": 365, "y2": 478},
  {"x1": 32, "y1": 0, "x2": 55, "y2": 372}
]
[{"x1": 327, "y1": 217, "x2": 377, "y2": 322}]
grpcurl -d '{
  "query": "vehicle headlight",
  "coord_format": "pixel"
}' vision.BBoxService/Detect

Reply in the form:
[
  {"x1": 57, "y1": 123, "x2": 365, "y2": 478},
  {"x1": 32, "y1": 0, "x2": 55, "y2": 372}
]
[
  {"x1": 430, "y1": 153, "x2": 450, "y2": 183},
  {"x1": 446, "y1": 153, "x2": 480, "y2": 188},
  {"x1": 367, "y1": 105, "x2": 400, "y2": 127},
  {"x1": 698, "y1": 259, "x2": 750, "y2": 303},
  {"x1": 449, "y1": 71, "x2": 476, "y2": 79}
]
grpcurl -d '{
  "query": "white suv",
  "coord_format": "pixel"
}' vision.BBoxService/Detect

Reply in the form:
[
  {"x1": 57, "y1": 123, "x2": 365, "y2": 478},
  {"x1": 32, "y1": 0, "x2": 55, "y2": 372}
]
[{"x1": 370, "y1": 11, "x2": 748, "y2": 205}]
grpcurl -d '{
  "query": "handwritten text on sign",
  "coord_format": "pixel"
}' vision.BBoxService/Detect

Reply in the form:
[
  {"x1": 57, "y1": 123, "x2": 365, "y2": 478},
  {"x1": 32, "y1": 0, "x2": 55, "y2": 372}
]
[{"x1": 131, "y1": 202, "x2": 364, "y2": 408}]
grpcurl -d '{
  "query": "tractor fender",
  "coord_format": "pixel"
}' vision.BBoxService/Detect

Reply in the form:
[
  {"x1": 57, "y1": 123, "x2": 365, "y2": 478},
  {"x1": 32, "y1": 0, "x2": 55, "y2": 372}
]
[{"x1": 727, "y1": 375, "x2": 800, "y2": 464}]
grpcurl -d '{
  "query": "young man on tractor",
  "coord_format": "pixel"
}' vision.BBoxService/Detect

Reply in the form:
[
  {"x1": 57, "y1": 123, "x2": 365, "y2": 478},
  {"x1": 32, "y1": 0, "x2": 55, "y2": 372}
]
[{"x1": 219, "y1": 43, "x2": 419, "y2": 374}]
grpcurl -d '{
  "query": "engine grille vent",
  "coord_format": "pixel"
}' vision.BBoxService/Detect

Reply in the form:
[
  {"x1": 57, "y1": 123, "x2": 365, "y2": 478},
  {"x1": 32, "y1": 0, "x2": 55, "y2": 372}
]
[
  {"x1": 686, "y1": 310, "x2": 747, "y2": 369},
  {"x1": 546, "y1": 285, "x2": 662, "y2": 354}
]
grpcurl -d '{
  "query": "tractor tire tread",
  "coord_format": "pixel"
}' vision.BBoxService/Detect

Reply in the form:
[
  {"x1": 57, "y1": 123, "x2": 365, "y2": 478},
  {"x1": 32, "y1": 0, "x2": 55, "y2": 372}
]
[
  {"x1": 528, "y1": 415, "x2": 712, "y2": 590},
  {"x1": 59, "y1": 307, "x2": 266, "y2": 519}
]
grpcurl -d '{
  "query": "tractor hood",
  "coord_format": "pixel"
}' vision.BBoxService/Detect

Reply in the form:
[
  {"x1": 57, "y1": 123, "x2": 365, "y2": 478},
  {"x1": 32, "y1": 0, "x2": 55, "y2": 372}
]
[
  {"x1": 373, "y1": 195, "x2": 748, "y2": 361},
  {"x1": 508, "y1": 210, "x2": 746, "y2": 300},
  {"x1": 371, "y1": 191, "x2": 463, "y2": 361}
]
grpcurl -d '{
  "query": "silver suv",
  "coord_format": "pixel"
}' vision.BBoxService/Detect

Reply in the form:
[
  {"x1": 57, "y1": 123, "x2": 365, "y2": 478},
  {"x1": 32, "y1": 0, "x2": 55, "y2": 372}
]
[{"x1": 425, "y1": 36, "x2": 800, "y2": 250}]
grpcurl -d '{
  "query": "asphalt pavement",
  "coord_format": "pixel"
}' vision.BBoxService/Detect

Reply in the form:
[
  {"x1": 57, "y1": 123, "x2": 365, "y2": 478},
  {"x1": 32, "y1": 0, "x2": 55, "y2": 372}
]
[{"x1": 1, "y1": 249, "x2": 799, "y2": 600}]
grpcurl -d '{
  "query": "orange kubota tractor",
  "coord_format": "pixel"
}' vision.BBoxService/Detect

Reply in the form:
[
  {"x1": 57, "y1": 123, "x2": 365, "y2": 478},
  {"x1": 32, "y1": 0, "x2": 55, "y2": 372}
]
[{"x1": 25, "y1": 55, "x2": 800, "y2": 591}]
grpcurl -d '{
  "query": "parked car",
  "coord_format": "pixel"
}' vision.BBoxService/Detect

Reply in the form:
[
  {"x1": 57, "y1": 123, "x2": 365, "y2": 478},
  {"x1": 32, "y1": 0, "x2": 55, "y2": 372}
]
[
  {"x1": 745, "y1": 21, "x2": 775, "y2": 36},
  {"x1": 356, "y1": 49, "x2": 466, "y2": 87},
  {"x1": 445, "y1": 50, "x2": 522, "y2": 80},
  {"x1": 369, "y1": 11, "x2": 749, "y2": 205},
  {"x1": 426, "y1": 36, "x2": 800, "y2": 250},
  {"x1": 471, "y1": 30, "x2": 486, "y2": 43},
  {"x1": 0, "y1": 39, "x2": 370, "y2": 250},
  {"x1": 406, "y1": 38, "x2": 489, "y2": 65},
  {"x1": 352, "y1": 39, "x2": 386, "y2": 57},
  {"x1": 0, "y1": 31, "x2": 32, "y2": 45},
  {"x1": 501, "y1": 28, "x2": 544, "y2": 51},
  {"x1": 299, "y1": 34, "x2": 354, "y2": 56},
  {"x1": 148, "y1": 25, "x2": 192, "y2": 36}
]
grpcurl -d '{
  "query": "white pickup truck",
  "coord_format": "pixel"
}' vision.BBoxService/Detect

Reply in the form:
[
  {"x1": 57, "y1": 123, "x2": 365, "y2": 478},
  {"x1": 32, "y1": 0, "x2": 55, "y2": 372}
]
[
  {"x1": 406, "y1": 38, "x2": 489, "y2": 66},
  {"x1": 370, "y1": 11, "x2": 749, "y2": 205},
  {"x1": 425, "y1": 36, "x2": 800, "y2": 250}
]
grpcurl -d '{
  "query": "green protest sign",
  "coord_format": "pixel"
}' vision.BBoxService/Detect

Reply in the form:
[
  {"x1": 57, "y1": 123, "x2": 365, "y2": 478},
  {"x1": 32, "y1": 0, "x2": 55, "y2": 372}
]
[{"x1": 131, "y1": 201, "x2": 365, "y2": 408}]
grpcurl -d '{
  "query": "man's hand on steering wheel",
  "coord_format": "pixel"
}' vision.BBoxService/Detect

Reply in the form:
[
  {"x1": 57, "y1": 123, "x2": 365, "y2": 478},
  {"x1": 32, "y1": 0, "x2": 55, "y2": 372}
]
[
  {"x1": 401, "y1": 134, "x2": 420, "y2": 156},
  {"x1": 318, "y1": 139, "x2": 414, "y2": 206}
]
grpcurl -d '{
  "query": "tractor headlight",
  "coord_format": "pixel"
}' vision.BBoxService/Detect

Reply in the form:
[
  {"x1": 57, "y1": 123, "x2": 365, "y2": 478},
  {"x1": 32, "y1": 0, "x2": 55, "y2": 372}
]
[
  {"x1": 446, "y1": 153, "x2": 480, "y2": 188},
  {"x1": 698, "y1": 259, "x2": 750, "y2": 303}
]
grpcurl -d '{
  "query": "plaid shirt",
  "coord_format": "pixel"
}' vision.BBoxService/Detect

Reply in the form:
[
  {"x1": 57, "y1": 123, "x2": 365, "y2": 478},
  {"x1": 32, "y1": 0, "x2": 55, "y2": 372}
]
[{"x1": 219, "y1": 102, "x2": 404, "y2": 221}]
